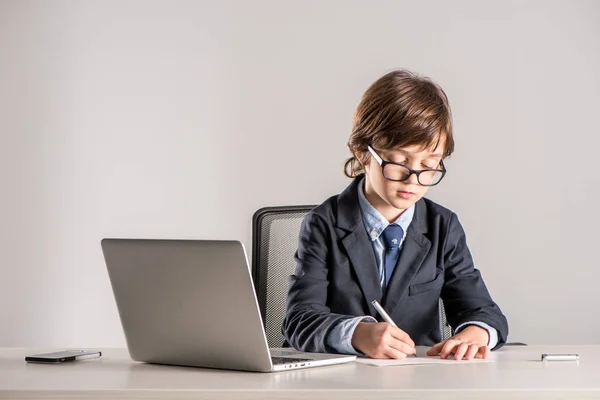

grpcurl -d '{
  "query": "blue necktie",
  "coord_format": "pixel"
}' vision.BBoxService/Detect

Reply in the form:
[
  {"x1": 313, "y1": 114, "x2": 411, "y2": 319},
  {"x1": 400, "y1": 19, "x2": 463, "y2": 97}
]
[{"x1": 381, "y1": 224, "x2": 404, "y2": 289}]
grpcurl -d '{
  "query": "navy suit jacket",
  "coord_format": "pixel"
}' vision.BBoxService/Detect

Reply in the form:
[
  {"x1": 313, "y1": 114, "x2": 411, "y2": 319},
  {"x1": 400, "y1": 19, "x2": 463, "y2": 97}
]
[{"x1": 282, "y1": 175, "x2": 508, "y2": 353}]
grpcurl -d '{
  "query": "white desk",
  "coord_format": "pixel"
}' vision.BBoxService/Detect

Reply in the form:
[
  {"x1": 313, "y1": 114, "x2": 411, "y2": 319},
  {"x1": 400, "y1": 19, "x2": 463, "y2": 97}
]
[{"x1": 1, "y1": 345, "x2": 599, "y2": 399}]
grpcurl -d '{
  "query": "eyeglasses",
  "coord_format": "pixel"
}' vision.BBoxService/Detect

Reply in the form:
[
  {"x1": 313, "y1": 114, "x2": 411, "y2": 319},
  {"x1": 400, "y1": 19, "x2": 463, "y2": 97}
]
[{"x1": 367, "y1": 146, "x2": 446, "y2": 186}]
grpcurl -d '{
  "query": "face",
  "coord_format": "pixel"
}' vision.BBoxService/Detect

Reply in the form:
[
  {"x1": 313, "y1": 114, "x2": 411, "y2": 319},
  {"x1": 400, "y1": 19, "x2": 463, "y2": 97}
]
[{"x1": 359, "y1": 141, "x2": 445, "y2": 222}]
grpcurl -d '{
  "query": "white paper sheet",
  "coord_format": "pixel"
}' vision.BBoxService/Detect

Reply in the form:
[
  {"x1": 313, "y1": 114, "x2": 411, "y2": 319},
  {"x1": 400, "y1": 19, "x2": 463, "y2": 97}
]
[{"x1": 355, "y1": 356, "x2": 494, "y2": 367}]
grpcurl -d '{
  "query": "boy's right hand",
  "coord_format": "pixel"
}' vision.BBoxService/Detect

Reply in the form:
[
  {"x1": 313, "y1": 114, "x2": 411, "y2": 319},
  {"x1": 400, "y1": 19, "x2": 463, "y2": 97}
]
[{"x1": 351, "y1": 321, "x2": 416, "y2": 359}]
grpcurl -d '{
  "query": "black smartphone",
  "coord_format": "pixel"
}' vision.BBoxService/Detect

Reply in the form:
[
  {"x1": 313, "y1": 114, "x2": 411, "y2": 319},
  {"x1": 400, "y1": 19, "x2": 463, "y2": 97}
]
[{"x1": 25, "y1": 350, "x2": 102, "y2": 363}]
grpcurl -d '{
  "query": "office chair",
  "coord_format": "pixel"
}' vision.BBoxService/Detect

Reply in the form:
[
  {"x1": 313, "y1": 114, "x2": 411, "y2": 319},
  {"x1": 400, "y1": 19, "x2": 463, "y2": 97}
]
[
  {"x1": 252, "y1": 205, "x2": 454, "y2": 348},
  {"x1": 252, "y1": 206, "x2": 314, "y2": 348}
]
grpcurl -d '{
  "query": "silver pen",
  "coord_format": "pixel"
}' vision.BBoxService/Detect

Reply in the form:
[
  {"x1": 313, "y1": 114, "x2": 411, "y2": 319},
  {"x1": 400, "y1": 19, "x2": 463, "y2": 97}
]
[
  {"x1": 371, "y1": 300, "x2": 417, "y2": 357},
  {"x1": 541, "y1": 353, "x2": 579, "y2": 361}
]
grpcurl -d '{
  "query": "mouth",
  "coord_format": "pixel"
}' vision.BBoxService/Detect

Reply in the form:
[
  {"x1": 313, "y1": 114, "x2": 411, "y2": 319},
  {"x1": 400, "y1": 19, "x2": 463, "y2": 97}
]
[{"x1": 397, "y1": 190, "x2": 415, "y2": 199}]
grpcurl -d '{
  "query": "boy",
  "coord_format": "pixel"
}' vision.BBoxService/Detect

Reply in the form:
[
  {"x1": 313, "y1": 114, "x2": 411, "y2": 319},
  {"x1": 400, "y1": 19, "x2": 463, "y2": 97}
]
[{"x1": 283, "y1": 69, "x2": 508, "y2": 360}]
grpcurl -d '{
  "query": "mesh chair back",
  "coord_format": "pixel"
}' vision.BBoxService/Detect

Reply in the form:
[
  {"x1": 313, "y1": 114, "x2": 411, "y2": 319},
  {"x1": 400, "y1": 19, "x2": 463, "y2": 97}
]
[
  {"x1": 252, "y1": 206, "x2": 315, "y2": 348},
  {"x1": 252, "y1": 205, "x2": 452, "y2": 348}
]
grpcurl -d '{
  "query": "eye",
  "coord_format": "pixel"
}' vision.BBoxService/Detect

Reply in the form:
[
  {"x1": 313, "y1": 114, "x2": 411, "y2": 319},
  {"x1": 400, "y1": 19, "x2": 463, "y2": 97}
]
[{"x1": 423, "y1": 158, "x2": 442, "y2": 168}]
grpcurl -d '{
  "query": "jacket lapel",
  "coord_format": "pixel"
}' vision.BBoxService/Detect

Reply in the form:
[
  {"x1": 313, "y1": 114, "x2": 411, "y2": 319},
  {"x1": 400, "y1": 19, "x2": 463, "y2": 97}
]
[
  {"x1": 337, "y1": 176, "x2": 382, "y2": 315},
  {"x1": 341, "y1": 228, "x2": 383, "y2": 313},
  {"x1": 382, "y1": 200, "x2": 431, "y2": 315}
]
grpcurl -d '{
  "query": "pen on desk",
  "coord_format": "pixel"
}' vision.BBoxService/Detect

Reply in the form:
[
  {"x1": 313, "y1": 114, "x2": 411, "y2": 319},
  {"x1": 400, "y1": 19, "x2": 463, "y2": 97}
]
[
  {"x1": 371, "y1": 300, "x2": 417, "y2": 357},
  {"x1": 541, "y1": 353, "x2": 580, "y2": 361}
]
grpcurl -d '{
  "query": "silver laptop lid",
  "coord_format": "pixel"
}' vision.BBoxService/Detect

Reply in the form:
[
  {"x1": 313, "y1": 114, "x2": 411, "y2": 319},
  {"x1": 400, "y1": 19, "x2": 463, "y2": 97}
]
[{"x1": 102, "y1": 239, "x2": 274, "y2": 372}]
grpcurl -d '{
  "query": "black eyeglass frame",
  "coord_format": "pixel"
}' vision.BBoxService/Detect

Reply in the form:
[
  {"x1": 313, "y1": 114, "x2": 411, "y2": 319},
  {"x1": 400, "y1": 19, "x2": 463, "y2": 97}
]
[{"x1": 367, "y1": 145, "x2": 447, "y2": 187}]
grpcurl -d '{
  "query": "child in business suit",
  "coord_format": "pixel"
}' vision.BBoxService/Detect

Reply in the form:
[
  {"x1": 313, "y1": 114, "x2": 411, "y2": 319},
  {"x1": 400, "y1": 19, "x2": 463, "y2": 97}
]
[{"x1": 283, "y1": 69, "x2": 508, "y2": 360}]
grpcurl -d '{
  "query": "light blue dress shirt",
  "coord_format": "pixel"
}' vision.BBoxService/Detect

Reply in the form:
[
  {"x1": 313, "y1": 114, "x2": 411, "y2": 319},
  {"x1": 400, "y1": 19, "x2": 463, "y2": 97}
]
[{"x1": 326, "y1": 178, "x2": 498, "y2": 354}]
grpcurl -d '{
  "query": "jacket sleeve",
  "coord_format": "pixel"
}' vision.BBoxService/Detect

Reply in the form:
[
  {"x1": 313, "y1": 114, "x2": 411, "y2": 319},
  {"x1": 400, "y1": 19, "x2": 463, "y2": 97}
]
[
  {"x1": 441, "y1": 213, "x2": 509, "y2": 350},
  {"x1": 282, "y1": 212, "x2": 352, "y2": 353}
]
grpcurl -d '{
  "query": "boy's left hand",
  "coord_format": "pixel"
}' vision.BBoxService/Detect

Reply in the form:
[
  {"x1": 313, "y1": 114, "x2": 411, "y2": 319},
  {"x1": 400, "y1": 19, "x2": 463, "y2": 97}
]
[{"x1": 426, "y1": 325, "x2": 490, "y2": 360}]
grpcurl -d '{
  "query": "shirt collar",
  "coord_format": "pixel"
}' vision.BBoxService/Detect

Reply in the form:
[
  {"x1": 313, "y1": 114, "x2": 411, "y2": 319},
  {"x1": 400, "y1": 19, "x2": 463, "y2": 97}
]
[{"x1": 357, "y1": 177, "x2": 415, "y2": 241}]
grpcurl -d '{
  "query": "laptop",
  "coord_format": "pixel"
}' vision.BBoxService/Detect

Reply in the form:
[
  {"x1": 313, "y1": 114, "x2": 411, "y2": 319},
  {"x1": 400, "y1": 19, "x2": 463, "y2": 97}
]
[{"x1": 101, "y1": 239, "x2": 356, "y2": 372}]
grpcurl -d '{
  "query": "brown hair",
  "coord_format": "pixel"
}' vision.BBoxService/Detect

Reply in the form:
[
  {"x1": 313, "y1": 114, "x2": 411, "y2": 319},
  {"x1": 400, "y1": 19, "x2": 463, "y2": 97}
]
[{"x1": 344, "y1": 69, "x2": 454, "y2": 178}]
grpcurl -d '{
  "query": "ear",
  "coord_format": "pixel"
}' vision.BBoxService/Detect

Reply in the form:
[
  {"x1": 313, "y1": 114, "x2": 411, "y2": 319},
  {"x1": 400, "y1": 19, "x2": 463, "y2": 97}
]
[{"x1": 354, "y1": 150, "x2": 369, "y2": 167}]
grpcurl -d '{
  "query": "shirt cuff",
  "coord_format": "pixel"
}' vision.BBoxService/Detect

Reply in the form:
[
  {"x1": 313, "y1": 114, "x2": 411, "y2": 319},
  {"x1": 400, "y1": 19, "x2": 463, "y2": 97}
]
[
  {"x1": 326, "y1": 316, "x2": 378, "y2": 355},
  {"x1": 455, "y1": 321, "x2": 498, "y2": 349}
]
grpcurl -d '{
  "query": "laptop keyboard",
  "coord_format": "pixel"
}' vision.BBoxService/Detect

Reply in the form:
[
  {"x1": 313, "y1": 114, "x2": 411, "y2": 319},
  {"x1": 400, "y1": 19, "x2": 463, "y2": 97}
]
[{"x1": 271, "y1": 356, "x2": 311, "y2": 365}]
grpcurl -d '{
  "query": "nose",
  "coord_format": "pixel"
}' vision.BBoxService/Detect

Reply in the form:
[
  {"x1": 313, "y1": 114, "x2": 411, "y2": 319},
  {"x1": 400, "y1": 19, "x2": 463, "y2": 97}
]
[{"x1": 405, "y1": 172, "x2": 420, "y2": 186}]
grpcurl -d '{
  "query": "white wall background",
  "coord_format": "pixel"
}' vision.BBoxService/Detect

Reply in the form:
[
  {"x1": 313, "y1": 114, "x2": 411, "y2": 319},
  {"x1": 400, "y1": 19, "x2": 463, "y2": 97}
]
[{"x1": 1, "y1": 0, "x2": 599, "y2": 347}]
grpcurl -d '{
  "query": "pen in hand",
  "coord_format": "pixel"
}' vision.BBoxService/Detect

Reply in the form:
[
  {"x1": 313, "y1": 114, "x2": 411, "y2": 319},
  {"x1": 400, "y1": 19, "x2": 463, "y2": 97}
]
[{"x1": 371, "y1": 300, "x2": 417, "y2": 357}]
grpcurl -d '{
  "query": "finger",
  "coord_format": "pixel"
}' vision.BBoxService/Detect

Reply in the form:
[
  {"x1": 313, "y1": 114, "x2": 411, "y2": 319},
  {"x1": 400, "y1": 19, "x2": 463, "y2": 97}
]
[
  {"x1": 369, "y1": 349, "x2": 392, "y2": 359},
  {"x1": 426, "y1": 340, "x2": 446, "y2": 356},
  {"x1": 386, "y1": 337, "x2": 417, "y2": 356},
  {"x1": 389, "y1": 327, "x2": 415, "y2": 348},
  {"x1": 464, "y1": 344, "x2": 480, "y2": 360},
  {"x1": 439, "y1": 339, "x2": 459, "y2": 359},
  {"x1": 383, "y1": 345, "x2": 408, "y2": 360},
  {"x1": 483, "y1": 346, "x2": 491, "y2": 358},
  {"x1": 475, "y1": 346, "x2": 491, "y2": 359},
  {"x1": 453, "y1": 342, "x2": 470, "y2": 360}
]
